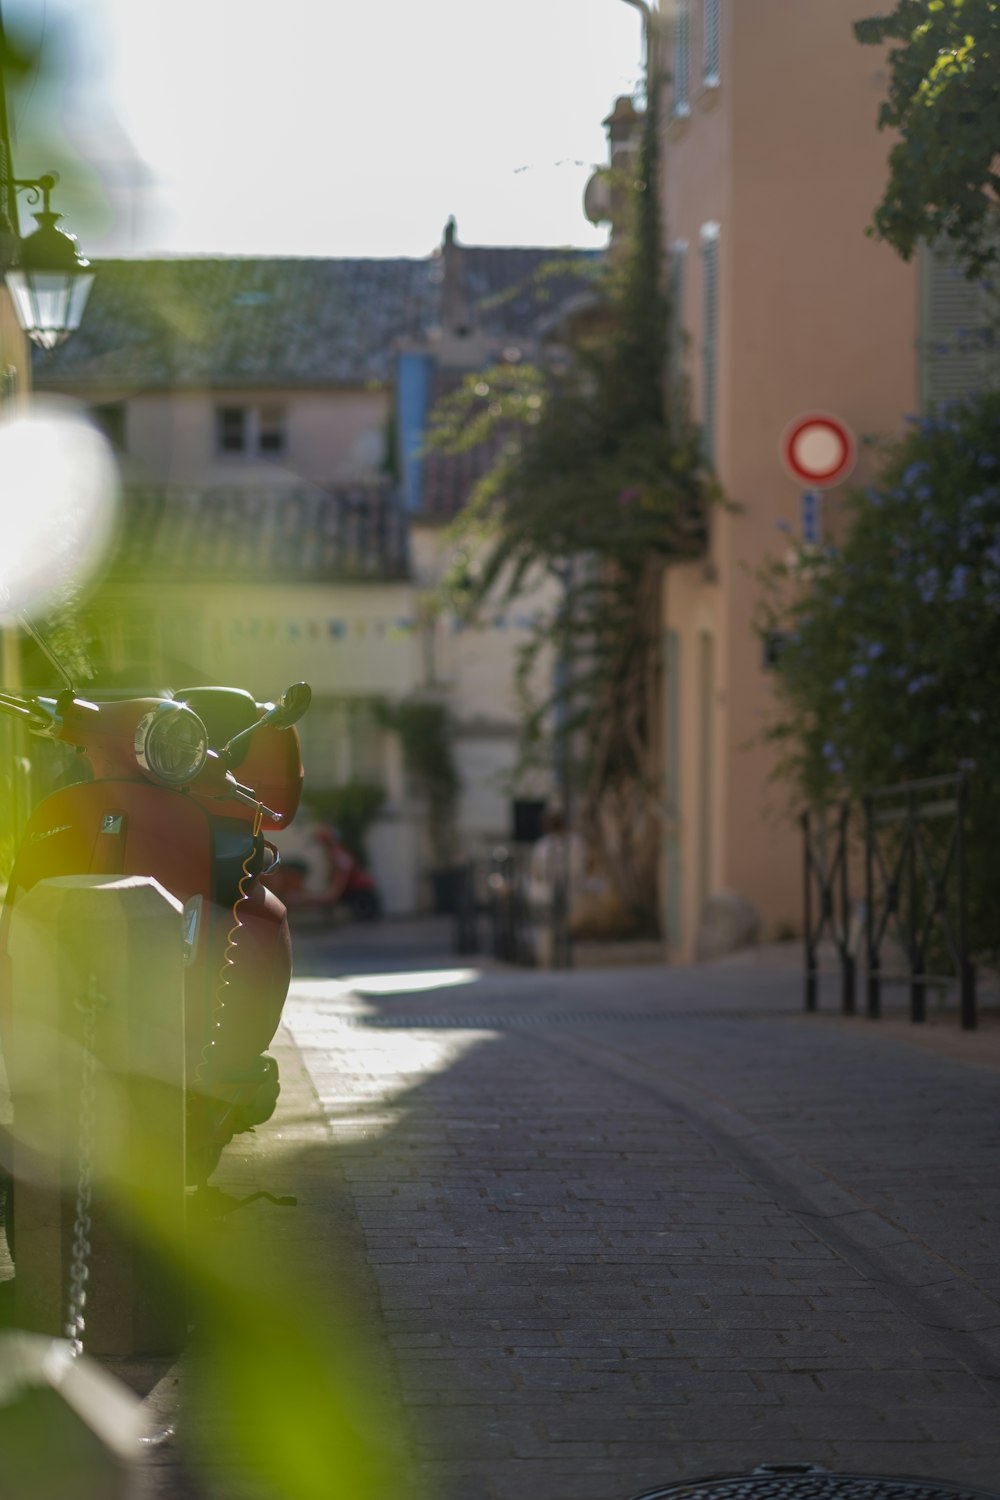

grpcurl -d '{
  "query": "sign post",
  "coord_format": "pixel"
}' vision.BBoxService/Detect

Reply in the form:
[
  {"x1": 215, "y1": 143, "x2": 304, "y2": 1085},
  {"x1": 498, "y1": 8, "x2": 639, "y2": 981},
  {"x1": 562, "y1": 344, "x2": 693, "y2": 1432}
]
[{"x1": 779, "y1": 412, "x2": 857, "y2": 543}]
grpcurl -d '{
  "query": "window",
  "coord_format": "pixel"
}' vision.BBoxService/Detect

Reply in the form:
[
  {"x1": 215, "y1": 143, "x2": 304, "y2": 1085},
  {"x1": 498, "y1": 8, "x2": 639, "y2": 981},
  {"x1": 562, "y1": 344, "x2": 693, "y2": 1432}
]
[
  {"x1": 673, "y1": 0, "x2": 691, "y2": 116},
  {"x1": 703, "y1": 0, "x2": 720, "y2": 85},
  {"x1": 668, "y1": 240, "x2": 687, "y2": 396},
  {"x1": 299, "y1": 699, "x2": 386, "y2": 790},
  {"x1": 700, "y1": 223, "x2": 720, "y2": 466},
  {"x1": 218, "y1": 406, "x2": 247, "y2": 452},
  {"x1": 89, "y1": 401, "x2": 126, "y2": 452},
  {"x1": 918, "y1": 241, "x2": 1000, "y2": 409},
  {"x1": 512, "y1": 800, "x2": 546, "y2": 844},
  {"x1": 258, "y1": 405, "x2": 286, "y2": 453},
  {"x1": 215, "y1": 404, "x2": 287, "y2": 456}
]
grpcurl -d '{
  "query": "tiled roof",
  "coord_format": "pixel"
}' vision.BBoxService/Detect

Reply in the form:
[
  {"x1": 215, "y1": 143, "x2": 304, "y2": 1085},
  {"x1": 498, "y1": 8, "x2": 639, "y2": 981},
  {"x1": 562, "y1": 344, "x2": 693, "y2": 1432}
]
[
  {"x1": 108, "y1": 483, "x2": 409, "y2": 581},
  {"x1": 35, "y1": 257, "x2": 440, "y2": 390},
  {"x1": 35, "y1": 246, "x2": 601, "y2": 392},
  {"x1": 420, "y1": 369, "x2": 507, "y2": 520},
  {"x1": 451, "y1": 246, "x2": 601, "y2": 342},
  {"x1": 421, "y1": 443, "x2": 501, "y2": 521}
]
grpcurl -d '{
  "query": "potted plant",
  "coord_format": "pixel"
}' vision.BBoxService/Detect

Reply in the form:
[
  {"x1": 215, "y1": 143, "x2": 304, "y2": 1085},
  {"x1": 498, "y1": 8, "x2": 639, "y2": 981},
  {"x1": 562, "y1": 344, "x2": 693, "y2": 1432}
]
[{"x1": 376, "y1": 699, "x2": 461, "y2": 911}]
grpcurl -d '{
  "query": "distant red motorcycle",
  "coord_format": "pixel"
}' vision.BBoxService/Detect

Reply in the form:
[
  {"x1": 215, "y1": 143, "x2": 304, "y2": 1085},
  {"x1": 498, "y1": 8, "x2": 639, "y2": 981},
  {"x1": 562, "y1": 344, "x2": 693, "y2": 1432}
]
[{"x1": 263, "y1": 824, "x2": 382, "y2": 921}]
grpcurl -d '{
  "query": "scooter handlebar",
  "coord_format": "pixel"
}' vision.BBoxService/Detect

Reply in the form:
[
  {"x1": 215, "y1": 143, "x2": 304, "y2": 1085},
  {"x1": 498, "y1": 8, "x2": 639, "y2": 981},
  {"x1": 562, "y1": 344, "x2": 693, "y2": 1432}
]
[
  {"x1": 223, "y1": 772, "x2": 283, "y2": 825},
  {"x1": 0, "y1": 690, "x2": 89, "y2": 735}
]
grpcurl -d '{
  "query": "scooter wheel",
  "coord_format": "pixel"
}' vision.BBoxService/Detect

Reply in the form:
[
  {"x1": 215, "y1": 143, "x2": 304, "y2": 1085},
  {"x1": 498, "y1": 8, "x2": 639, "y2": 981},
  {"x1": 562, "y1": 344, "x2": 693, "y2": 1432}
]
[{"x1": 232, "y1": 1054, "x2": 281, "y2": 1132}]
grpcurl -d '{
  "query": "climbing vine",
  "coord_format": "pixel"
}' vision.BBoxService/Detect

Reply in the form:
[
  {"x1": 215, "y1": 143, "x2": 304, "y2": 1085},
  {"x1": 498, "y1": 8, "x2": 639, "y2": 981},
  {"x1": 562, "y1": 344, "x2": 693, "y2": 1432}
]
[{"x1": 426, "y1": 72, "x2": 717, "y2": 928}]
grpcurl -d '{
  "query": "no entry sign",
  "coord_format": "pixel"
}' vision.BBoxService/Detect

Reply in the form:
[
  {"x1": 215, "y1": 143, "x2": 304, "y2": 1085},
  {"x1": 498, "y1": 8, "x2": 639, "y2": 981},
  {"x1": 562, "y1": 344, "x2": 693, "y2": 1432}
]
[{"x1": 780, "y1": 412, "x2": 856, "y2": 489}]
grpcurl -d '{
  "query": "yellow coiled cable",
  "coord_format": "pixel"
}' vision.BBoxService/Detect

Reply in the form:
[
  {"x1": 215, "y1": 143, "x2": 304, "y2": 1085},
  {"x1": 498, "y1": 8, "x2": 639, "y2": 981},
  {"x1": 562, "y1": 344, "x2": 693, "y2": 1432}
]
[{"x1": 193, "y1": 802, "x2": 264, "y2": 1089}]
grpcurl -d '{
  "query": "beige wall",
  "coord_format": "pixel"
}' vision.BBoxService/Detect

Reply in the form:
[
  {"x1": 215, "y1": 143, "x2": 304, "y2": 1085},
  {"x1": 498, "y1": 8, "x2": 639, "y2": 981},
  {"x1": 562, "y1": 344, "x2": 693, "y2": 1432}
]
[
  {"x1": 411, "y1": 524, "x2": 560, "y2": 851},
  {"x1": 97, "y1": 386, "x2": 389, "y2": 489},
  {"x1": 0, "y1": 293, "x2": 28, "y2": 396},
  {"x1": 661, "y1": 0, "x2": 918, "y2": 957},
  {"x1": 66, "y1": 370, "x2": 561, "y2": 897},
  {"x1": 91, "y1": 578, "x2": 422, "y2": 700}
]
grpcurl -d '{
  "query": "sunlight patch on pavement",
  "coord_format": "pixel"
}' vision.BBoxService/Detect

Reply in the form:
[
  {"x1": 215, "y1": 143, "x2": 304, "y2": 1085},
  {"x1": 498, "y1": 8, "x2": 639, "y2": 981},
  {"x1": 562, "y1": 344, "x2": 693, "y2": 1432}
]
[
  {"x1": 330, "y1": 968, "x2": 481, "y2": 996},
  {"x1": 283, "y1": 982, "x2": 494, "y2": 1139}
]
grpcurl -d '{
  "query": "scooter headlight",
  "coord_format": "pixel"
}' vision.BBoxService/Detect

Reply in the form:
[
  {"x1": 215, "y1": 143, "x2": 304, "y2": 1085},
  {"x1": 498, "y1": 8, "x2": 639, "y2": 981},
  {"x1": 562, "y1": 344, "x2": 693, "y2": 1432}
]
[{"x1": 134, "y1": 702, "x2": 209, "y2": 786}]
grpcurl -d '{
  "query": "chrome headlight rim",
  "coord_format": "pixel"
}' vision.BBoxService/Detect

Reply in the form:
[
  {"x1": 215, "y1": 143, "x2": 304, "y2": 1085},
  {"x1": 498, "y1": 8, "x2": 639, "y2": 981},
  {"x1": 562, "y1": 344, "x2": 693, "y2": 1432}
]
[{"x1": 134, "y1": 701, "x2": 209, "y2": 786}]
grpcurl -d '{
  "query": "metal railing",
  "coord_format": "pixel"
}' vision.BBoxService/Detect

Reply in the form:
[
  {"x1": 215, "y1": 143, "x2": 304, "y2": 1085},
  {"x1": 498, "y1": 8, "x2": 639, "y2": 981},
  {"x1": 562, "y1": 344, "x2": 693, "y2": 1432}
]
[
  {"x1": 864, "y1": 773, "x2": 975, "y2": 1028},
  {"x1": 803, "y1": 772, "x2": 977, "y2": 1029},
  {"x1": 802, "y1": 801, "x2": 855, "y2": 1015},
  {"x1": 452, "y1": 846, "x2": 571, "y2": 968}
]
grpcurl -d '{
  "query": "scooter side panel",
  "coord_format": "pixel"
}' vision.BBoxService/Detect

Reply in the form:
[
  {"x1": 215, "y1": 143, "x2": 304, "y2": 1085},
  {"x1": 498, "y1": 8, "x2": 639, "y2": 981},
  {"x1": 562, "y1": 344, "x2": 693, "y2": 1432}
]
[
  {"x1": 0, "y1": 781, "x2": 293, "y2": 1108},
  {"x1": 4, "y1": 781, "x2": 213, "y2": 907},
  {"x1": 0, "y1": 783, "x2": 214, "y2": 1060}
]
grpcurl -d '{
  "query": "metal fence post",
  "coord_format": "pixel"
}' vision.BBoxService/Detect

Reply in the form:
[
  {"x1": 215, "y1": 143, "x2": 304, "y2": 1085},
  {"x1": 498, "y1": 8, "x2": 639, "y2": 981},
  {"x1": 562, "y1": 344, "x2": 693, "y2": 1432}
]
[
  {"x1": 864, "y1": 793, "x2": 880, "y2": 1019},
  {"x1": 956, "y1": 775, "x2": 977, "y2": 1030},
  {"x1": 549, "y1": 842, "x2": 572, "y2": 970},
  {"x1": 838, "y1": 801, "x2": 855, "y2": 1015},
  {"x1": 802, "y1": 811, "x2": 816, "y2": 1012},
  {"x1": 453, "y1": 858, "x2": 478, "y2": 956},
  {"x1": 906, "y1": 787, "x2": 926, "y2": 1023}
]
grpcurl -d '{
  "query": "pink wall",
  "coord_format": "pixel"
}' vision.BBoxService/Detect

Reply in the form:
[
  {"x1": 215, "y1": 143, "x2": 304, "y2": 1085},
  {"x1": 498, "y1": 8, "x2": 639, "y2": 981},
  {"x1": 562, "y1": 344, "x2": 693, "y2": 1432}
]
[{"x1": 660, "y1": 0, "x2": 918, "y2": 954}]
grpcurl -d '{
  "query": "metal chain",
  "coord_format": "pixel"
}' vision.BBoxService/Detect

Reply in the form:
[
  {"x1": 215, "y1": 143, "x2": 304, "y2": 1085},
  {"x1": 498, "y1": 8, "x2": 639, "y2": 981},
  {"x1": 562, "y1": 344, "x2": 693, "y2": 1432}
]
[{"x1": 65, "y1": 973, "x2": 100, "y2": 1358}]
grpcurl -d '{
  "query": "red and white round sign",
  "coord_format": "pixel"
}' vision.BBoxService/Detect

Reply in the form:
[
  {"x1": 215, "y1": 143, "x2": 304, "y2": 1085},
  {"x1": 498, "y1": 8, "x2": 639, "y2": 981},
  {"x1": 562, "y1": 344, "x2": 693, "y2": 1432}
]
[{"x1": 780, "y1": 413, "x2": 856, "y2": 489}]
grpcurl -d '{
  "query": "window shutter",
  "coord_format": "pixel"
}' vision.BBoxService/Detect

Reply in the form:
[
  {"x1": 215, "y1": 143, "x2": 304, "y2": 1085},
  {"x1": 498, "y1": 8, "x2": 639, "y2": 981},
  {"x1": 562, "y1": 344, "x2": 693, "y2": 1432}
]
[
  {"x1": 704, "y1": 0, "x2": 720, "y2": 84},
  {"x1": 668, "y1": 241, "x2": 687, "y2": 393},
  {"x1": 674, "y1": 1, "x2": 690, "y2": 116},
  {"x1": 700, "y1": 224, "x2": 720, "y2": 465},
  {"x1": 919, "y1": 242, "x2": 1000, "y2": 408}
]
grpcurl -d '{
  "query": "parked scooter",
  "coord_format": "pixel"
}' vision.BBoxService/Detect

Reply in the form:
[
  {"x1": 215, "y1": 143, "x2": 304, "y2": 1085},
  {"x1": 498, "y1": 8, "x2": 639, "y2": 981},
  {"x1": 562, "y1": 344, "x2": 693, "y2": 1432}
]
[
  {"x1": 263, "y1": 823, "x2": 382, "y2": 921},
  {"x1": 0, "y1": 633, "x2": 311, "y2": 1188}
]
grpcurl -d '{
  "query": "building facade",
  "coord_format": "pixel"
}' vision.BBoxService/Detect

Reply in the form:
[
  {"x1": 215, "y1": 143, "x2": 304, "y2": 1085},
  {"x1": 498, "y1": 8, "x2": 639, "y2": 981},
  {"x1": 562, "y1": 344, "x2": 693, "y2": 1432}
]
[
  {"x1": 654, "y1": 0, "x2": 921, "y2": 956},
  {"x1": 33, "y1": 237, "x2": 591, "y2": 911}
]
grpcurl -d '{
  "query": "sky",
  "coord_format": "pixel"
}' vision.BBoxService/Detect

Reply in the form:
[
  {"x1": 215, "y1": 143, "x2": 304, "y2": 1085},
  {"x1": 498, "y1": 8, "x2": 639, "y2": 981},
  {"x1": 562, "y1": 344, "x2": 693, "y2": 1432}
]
[{"x1": 3, "y1": 0, "x2": 646, "y2": 261}]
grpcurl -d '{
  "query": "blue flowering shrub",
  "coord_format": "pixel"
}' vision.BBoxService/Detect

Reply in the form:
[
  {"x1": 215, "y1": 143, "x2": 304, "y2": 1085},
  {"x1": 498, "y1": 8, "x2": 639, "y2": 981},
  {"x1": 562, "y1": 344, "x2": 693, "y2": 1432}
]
[{"x1": 756, "y1": 391, "x2": 1000, "y2": 957}]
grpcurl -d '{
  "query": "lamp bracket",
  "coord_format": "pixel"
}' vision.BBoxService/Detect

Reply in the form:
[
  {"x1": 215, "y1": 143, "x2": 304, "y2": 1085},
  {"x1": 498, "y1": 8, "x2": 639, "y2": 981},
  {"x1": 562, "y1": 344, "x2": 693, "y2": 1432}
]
[{"x1": 11, "y1": 173, "x2": 59, "y2": 214}]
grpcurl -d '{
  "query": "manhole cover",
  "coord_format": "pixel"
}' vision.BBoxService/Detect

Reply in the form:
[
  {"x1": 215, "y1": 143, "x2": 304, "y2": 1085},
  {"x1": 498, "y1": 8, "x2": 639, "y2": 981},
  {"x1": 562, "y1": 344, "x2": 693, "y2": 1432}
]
[{"x1": 629, "y1": 1464, "x2": 1000, "y2": 1500}]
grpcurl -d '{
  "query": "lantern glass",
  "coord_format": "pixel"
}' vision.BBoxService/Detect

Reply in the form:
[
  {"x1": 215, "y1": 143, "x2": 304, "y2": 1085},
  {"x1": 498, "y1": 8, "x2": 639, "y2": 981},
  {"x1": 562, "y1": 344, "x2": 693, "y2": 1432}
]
[{"x1": 5, "y1": 267, "x2": 94, "y2": 350}]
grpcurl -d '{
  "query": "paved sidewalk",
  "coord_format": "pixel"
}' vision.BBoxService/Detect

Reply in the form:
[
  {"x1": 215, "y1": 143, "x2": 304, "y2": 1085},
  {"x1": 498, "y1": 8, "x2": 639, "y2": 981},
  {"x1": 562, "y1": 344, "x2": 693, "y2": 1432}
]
[
  {"x1": 282, "y1": 935, "x2": 1000, "y2": 1498},
  {"x1": 4, "y1": 929, "x2": 1000, "y2": 1498}
]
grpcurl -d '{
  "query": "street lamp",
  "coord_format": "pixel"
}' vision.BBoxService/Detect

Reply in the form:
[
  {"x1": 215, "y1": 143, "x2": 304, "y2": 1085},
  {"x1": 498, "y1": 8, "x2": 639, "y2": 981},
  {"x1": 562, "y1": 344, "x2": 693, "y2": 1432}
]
[{"x1": 1, "y1": 172, "x2": 94, "y2": 351}]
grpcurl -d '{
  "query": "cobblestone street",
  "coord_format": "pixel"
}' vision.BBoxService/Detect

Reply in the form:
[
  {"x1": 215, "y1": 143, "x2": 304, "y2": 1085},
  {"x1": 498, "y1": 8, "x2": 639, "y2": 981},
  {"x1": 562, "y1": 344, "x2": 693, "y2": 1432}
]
[{"x1": 278, "y1": 924, "x2": 1000, "y2": 1499}]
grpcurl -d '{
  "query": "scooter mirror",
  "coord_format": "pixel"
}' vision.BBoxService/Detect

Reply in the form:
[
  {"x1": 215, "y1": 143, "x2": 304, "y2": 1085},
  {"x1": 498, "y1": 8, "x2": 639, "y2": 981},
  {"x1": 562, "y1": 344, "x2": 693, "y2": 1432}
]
[{"x1": 272, "y1": 681, "x2": 312, "y2": 730}]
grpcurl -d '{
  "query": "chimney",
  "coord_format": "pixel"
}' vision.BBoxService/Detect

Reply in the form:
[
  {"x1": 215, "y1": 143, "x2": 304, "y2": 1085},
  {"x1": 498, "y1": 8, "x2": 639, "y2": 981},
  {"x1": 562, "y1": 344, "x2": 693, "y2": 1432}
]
[
  {"x1": 584, "y1": 96, "x2": 645, "y2": 250},
  {"x1": 441, "y1": 216, "x2": 473, "y2": 340}
]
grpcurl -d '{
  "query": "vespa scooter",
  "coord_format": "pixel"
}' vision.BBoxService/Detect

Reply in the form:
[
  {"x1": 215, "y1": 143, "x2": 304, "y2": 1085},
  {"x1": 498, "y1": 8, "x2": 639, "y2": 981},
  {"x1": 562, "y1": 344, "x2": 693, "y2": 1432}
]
[{"x1": 0, "y1": 638, "x2": 311, "y2": 1190}]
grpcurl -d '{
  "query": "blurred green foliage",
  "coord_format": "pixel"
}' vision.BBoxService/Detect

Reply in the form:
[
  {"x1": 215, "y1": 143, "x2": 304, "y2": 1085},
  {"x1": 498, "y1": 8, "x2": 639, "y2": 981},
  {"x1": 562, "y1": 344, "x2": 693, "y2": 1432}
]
[
  {"x1": 304, "y1": 779, "x2": 386, "y2": 865},
  {"x1": 425, "y1": 81, "x2": 718, "y2": 925},
  {"x1": 856, "y1": 0, "x2": 1000, "y2": 276},
  {"x1": 2, "y1": 1002, "x2": 408, "y2": 1499},
  {"x1": 375, "y1": 699, "x2": 458, "y2": 866},
  {"x1": 756, "y1": 390, "x2": 1000, "y2": 955}
]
